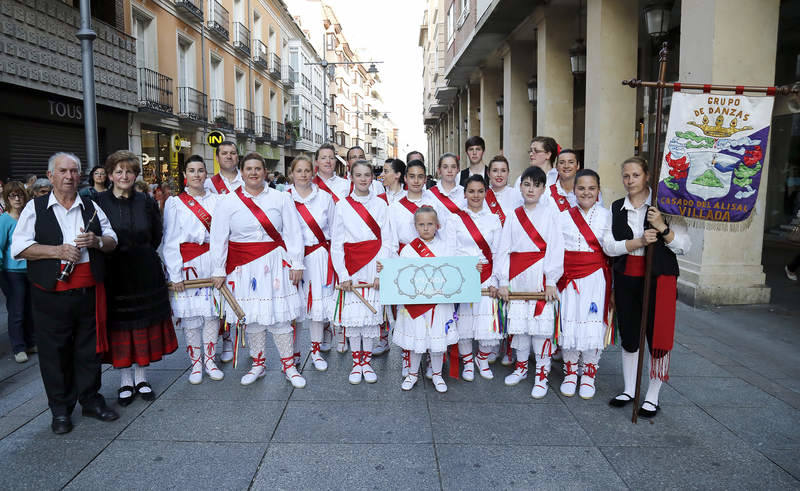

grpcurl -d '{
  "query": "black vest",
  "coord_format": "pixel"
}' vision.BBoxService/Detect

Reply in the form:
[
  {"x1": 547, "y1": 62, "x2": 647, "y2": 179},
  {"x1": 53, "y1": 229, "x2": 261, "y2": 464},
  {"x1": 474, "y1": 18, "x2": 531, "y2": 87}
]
[
  {"x1": 28, "y1": 194, "x2": 106, "y2": 290},
  {"x1": 459, "y1": 166, "x2": 489, "y2": 188},
  {"x1": 610, "y1": 198, "x2": 679, "y2": 277}
]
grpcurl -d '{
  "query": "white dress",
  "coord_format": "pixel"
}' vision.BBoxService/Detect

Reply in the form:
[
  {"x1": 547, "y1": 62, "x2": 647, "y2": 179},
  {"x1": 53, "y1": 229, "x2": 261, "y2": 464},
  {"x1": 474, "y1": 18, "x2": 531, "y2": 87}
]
[
  {"x1": 209, "y1": 186, "x2": 304, "y2": 332},
  {"x1": 495, "y1": 203, "x2": 564, "y2": 337},
  {"x1": 384, "y1": 194, "x2": 438, "y2": 256},
  {"x1": 289, "y1": 185, "x2": 336, "y2": 322},
  {"x1": 445, "y1": 205, "x2": 503, "y2": 344},
  {"x1": 329, "y1": 191, "x2": 388, "y2": 335},
  {"x1": 391, "y1": 237, "x2": 459, "y2": 354},
  {"x1": 423, "y1": 181, "x2": 465, "y2": 239},
  {"x1": 557, "y1": 203, "x2": 612, "y2": 351},
  {"x1": 160, "y1": 192, "x2": 220, "y2": 321}
]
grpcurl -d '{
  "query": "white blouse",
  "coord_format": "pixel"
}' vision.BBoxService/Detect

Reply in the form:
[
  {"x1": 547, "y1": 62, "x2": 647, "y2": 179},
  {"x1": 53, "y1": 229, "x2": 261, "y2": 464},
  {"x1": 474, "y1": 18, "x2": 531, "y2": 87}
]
[
  {"x1": 495, "y1": 203, "x2": 564, "y2": 288},
  {"x1": 383, "y1": 194, "x2": 437, "y2": 256},
  {"x1": 204, "y1": 170, "x2": 244, "y2": 194},
  {"x1": 330, "y1": 191, "x2": 389, "y2": 283},
  {"x1": 315, "y1": 173, "x2": 352, "y2": 202},
  {"x1": 160, "y1": 191, "x2": 219, "y2": 283},
  {"x1": 400, "y1": 236, "x2": 451, "y2": 259},
  {"x1": 209, "y1": 186, "x2": 305, "y2": 277},
  {"x1": 424, "y1": 181, "x2": 465, "y2": 239},
  {"x1": 289, "y1": 185, "x2": 336, "y2": 247},
  {"x1": 486, "y1": 185, "x2": 523, "y2": 224},
  {"x1": 557, "y1": 202, "x2": 612, "y2": 253},
  {"x1": 382, "y1": 186, "x2": 408, "y2": 205},
  {"x1": 445, "y1": 205, "x2": 502, "y2": 286}
]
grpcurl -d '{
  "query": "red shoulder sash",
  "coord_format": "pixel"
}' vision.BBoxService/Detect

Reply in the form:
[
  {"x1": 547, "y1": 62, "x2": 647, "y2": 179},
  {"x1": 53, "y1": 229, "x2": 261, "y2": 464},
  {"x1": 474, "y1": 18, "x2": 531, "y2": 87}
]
[
  {"x1": 291, "y1": 192, "x2": 334, "y2": 285},
  {"x1": 568, "y1": 206, "x2": 602, "y2": 252},
  {"x1": 485, "y1": 188, "x2": 506, "y2": 226},
  {"x1": 178, "y1": 192, "x2": 212, "y2": 232},
  {"x1": 378, "y1": 192, "x2": 388, "y2": 204},
  {"x1": 346, "y1": 196, "x2": 382, "y2": 240},
  {"x1": 313, "y1": 175, "x2": 340, "y2": 203},
  {"x1": 550, "y1": 183, "x2": 569, "y2": 212},
  {"x1": 399, "y1": 197, "x2": 419, "y2": 215},
  {"x1": 430, "y1": 186, "x2": 461, "y2": 214},
  {"x1": 515, "y1": 206, "x2": 547, "y2": 251},
  {"x1": 234, "y1": 187, "x2": 286, "y2": 249},
  {"x1": 211, "y1": 174, "x2": 230, "y2": 194},
  {"x1": 458, "y1": 211, "x2": 493, "y2": 283}
]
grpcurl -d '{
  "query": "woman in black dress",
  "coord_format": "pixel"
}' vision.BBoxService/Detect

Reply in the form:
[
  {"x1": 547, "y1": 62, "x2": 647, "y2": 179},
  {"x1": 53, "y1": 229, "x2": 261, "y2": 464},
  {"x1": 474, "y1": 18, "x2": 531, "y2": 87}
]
[{"x1": 97, "y1": 151, "x2": 177, "y2": 406}]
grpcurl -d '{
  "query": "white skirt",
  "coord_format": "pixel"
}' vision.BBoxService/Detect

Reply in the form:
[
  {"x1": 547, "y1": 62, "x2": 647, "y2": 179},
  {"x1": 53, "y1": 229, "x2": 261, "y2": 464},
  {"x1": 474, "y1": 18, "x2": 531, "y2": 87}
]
[
  {"x1": 392, "y1": 303, "x2": 458, "y2": 353},
  {"x1": 224, "y1": 248, "x2": 302, "y2": 327},
  {"x1": 169, "y1": 251, "x2": 217, "y2": 320},
  {"x1": 299, "y1": 246, "x2": 335, "y2": 322},
  {"x1": 558, "y1": 269, "x2": 607, "y2": 351},
  {"x1": 329, "y1": 261, "x2": 382, "y2": 328},
  {"x1": 507, "y1": 299, "x2": 556, "y2": 337},
  {"x1": 455, "y1": 299, "x2": 503, "y2": 344}
]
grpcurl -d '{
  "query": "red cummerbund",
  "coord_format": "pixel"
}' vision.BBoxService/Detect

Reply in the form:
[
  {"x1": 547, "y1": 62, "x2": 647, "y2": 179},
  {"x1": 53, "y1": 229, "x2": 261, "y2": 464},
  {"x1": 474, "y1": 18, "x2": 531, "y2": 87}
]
[
  {"x1": 343, "y1": 239, "x2": 381, "y2": 276},
  {"x1": 54, "y1": 262, "x2": 96, "y2": 291},
  {"x1": 624, "y1": 255, "x2": 646, "y2": 277},
  {"x1": 509, "y1": 251, "x2": 546, "y2": 281},
  {"x1": 180, "y1": 242, "x2": 210, "y2": 264},
  {"x1": 226, "y1": 241, "x2": 283, "y2": 274},
  {"x1": 557, "y1": 251, "x2": 606, "y2": 290}
]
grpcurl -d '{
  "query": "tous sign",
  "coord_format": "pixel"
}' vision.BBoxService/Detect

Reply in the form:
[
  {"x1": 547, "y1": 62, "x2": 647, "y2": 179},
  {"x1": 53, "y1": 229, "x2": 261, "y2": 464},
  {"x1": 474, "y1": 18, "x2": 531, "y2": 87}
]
[{"x1": 48, "y1": 100, "x2": 83, "y2": 120}]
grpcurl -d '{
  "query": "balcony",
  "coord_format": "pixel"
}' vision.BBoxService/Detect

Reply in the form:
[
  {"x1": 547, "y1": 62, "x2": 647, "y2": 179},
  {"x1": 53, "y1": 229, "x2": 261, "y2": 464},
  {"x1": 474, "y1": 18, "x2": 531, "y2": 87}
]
[
  {"x1": 255, "y1": 116, "x2": 272, "y2": 142},
  {"x1": 302, "y1": 128, "x2": 312, "y2": 142},
  {"x1": 315, "y1": 133, "x2": 322, "y2": 145},
  {"x1": 233, "y1": 22, "x2": 250, "y2": 57},
  {"x1": 302, "y1": 74, "x2": 311, "y2": 91},
  {"x1": 177, "y1": 87, "x2": 207, "y2": 123},
  {"x1": 235, "y1": 108, "x2": 255, "y2": 136},
  {"x1": 174, "y1": 0, "x2": 203, "y2": 22},
  {"x1": 283, "y1": 65, "x2": 296, "y2": 88},
  {"x1": 207, "y1": 0, "x2": 229, "y2": 41},
  {"x1": 274, "y1": 121, "x2": 286, "y2": 144},
  {"x1": 335, "y1": 131, "x2": 350, "y2": 148},
  {"x1": 210, "y1": 99, "x2": 234, "y2": 130},
  {"x1": 253, "y1": 40, "x2": 269, "y2": 70},
  {"x1": 314, "y1": 87, "x2": 322, "y2": 100},
  {"x1": 137, "y1": 67, "x2": 173, "y2": 115},
  {"x1": 269, "y1": 53, "x2": 281, "y2": 79}
]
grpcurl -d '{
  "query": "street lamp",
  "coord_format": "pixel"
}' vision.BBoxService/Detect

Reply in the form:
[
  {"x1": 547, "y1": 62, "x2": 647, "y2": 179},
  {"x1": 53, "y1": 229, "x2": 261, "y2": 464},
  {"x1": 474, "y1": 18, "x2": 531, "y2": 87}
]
[
  {"x1": 644, "y1": 2, "x2": 673, "y2": 39},
  {"x1": 570, "y1": 0, "x2": 586, "y2": 77},
  {"x1": 527, "y1": 77, "x2": 537, "y2": 104},
  {"x1": 496, "y1": 96, "x2": 504, "y2": 118}
]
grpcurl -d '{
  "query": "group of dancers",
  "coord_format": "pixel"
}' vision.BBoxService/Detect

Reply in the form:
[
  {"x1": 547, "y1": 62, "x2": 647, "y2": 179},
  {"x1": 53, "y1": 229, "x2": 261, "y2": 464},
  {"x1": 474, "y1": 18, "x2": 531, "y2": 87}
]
[{"x1": 164, "y1": 135, "x2": 689, "y2": 418}]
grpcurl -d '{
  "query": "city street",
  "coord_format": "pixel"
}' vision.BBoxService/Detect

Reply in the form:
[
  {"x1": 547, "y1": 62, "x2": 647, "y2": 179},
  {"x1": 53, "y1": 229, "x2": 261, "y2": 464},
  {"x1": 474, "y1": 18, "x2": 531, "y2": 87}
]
[{"x1": 0, "y1": 246, "x2": 797, "y2": 490}]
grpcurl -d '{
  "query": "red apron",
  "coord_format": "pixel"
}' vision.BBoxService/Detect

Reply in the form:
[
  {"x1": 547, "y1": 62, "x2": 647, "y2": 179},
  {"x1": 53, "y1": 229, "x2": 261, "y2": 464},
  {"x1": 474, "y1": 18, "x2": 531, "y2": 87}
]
[
  {"x1": 343, "y1": 196, "x2": 382, "y2": 276},
  {"x1": 509, "y1": 206, "x2": 548, "y2": 315}
]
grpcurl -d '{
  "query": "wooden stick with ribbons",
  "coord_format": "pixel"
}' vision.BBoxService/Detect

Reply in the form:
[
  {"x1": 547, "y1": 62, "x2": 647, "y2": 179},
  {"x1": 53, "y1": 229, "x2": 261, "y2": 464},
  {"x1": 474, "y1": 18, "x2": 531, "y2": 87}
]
[
  {"x1": 334, "y1": 282, "x2": 378, "y2": 314},
  {"x1": 481, "y1": 289, "x2": 546, "y2": 301}
]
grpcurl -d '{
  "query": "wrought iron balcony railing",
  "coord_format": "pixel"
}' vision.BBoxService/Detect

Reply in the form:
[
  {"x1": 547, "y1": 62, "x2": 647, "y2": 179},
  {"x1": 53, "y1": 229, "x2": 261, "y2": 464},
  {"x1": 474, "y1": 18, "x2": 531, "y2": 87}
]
[
  {"x1": 233, "y1": 22, "x2": 250, "y2": 57},
  {"x1": 302, "y1": 74, "x2": 311, "y2": 90},
  {"x1": 210, "y1": 98, "x2": 234, "y2": 130},
  {"x1": 269, "y1": 53, "x2": 281, "y2": 79},
  {"x1": 253, "y1": 40, "x2": 268, "y2": 70},
  {"x1": 207, "y1": 0, "x2": 229, "y2": 40},
  {"x1": 177, "y1": 87, "x2": 207, "y2": 123},
  {"x1": 137, "y1": 67, "x2": 173, "y2": 114},
  {"x1": 174, "y1": 0, "x2": 203, "y2": 22},
  {"x1": 283, "y1": 65, "x2": 296, "y2": 88},
  {"x1": 275, "y1": 121, "x2": 285, "y2": 144},
  {"x1": 256, "y1": 116, "x2": 272, "y2": 141},
  {"x1": 235, "y1": 108, "x2": 255, "y2": 135}
]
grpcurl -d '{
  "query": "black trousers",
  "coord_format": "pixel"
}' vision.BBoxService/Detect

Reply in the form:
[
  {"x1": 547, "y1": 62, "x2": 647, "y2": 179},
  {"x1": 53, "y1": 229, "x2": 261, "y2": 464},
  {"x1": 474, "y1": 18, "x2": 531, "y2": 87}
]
[
  {"x1": 614, "y1": 273, "x2": 658, "y2": 354},
  {"x1": 31, "y1": 286, "x2": 104, "y2": 416}
]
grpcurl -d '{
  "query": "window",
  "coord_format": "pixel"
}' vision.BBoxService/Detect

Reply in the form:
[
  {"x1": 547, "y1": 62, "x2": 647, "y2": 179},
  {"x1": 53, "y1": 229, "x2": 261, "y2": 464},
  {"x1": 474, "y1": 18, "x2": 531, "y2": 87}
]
[
  {"x1": 235, "y1": 70, "x2": 245, "y2": 109},
  {"x1": 132, "y1": 8, "x2": 156, "y2": 69},
  {"x1": 326, "y1": 33, "x2": 336, "y2": 51},
  {"x1": 177, "y1": 36, "x2": 194, "y2": 88},
  {"x1": 269, "y1": 89, "x2": 277, "y2": 121},
  {"x1": 233, "y1": 0, "x2": 244, "y2": 23},
  {"x1": 269, "y1": 27, "x2": 276, "y2": 55},
  {"x1": 458, "y1": 0, "x2": 469, "y2": 28},
  {"x1": 254, "y1": 81, "x2": 263, "y2": 118},
  {"x1": 291, "y1": 95, "x2": 300, "y2": 121},
  {"x1": 446, "y1": 3, "x2": 454, "y2": 47},
  {"x1": 253, "y1": 11, "x2": 262, "y2": 42},
  {"x1": 209, "y1": 54, "x2": 223, "y2": 100}
]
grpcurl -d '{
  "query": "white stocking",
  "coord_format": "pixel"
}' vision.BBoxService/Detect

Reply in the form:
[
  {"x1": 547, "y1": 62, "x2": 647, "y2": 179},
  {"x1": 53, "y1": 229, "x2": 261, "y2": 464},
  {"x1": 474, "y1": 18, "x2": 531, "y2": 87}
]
[
  {"x1": 184, "y1": 325, "x2": 202, "y2": 350},
  {"x1": 247, "y1": 330, "x2": 267, "y2": 360},
  {"x1": 532, "y1": 336, "x2": 553, "y2": 374},
  {"x1": 621, "y1": 349, "x2": 639, "y2": 398},
  {"x1": 310, "y1": 321, "x2": 324, "y2": 344},
  {"x1": 134, "y1": 365, "x2": 149, "y2": 393},
  {"x1": 273, "y1": 332, "x2": 294, "y2": 359},
  {"x1": 202, "y1": 318, "x2": 220, "y2": 359},
  {"x1": 409, "y1": 352, "x2": 422, "y2": 375},
  {"x1": 119, "y1": 367, "x2": 134, "y2": 389},
  {"x1": 361, "y1": 336, "x2": 374, "y2": 355},
  {"x1": 348, "y1": 334, "x2": 362, "y2": 352},
  {"x1": 644, "y1": 376, "x2": 663, "y2": 406},
  {"x1": 515, "y1": 334, "x2": 532, "y2": 363},
  {"x1": 430, "y1": 352, "x2": 444, "y2": 375},
  {"x1": 457, "y1": 339, "x2": 473, "y2": 356}
]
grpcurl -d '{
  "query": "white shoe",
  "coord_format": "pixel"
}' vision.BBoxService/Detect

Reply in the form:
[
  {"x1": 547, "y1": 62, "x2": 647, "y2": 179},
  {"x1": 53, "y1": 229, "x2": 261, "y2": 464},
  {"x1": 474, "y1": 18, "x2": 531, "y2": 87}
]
[
  {"x1": 461, "y1": 354, "x2": 475, "y2": 382},
  {"x1": 188, "y1": 346, "x2": 202, "y2": 384},
  {"x1": 401, "y1": 373, "x2": 418, "y2": 391},
  {"x1": 14, "y1": 352, "x2": 28, "y2": 363},
  {"x1": 786, "y1": 265, "x2": 798, "y2": 281},
  {"x1": 221, "y1": 339, "x2": 234, "y2": 363},
  {"x1": 310, "y1": 343, "x2": 328, "y2": 371},
  {"x1": 487, "y1": 351, "x2": 498, "y2": 364},
  {"x1": 373, "y1": 337, "x2": 389, "y2": 356},
  {"x1": 284, "y1": 365, "x2": 307, "y2": 389},
  {"x1": 188, "y1": 365, "x2": 203, "y2": 385},
  {"x1": 240, "y1": 364, "x2": 266, "y2": 386},
  {"x1": 320, "y1": 325, "x2": 333, "y2": 352},
  {"x1": 476, "y1": 351, "x2": 494, "y2": 380},
  {"x1": 500, "y1": 351, "x2": 514, "y2": 366},
  {"x1": 349, "y1": 352, "x2": 363, "y2": 384},
  {"x1": 579, "y1": 363, "x2": 597, "y2": 399},
  {"x1": 504, "y1": 361, "x2": 529, "y2": 386},
  {"x1": 532, "y1": 376, "x2": 549, "y2": 399},
  {"x1": 432, "y1": 373, "x2": 448, "y2": 393},
  {"x1": 336, "y1": 337, "x2": 349, "y2": 353},
  {"x1": 361, "y1": 352, "x2": 377, "y2": 384},
  {"x1": 204, "y1": 357, "x2": 224, "y2": 381}
]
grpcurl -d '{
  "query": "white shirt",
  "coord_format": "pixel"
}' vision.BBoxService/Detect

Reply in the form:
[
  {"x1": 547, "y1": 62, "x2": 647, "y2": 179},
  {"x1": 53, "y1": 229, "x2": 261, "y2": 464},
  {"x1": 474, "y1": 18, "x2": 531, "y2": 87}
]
[
  {"x1": 204, "y1": 169, "x2": 244, "y2": 194},
  {"x1": 486, "y1": 185, "x2": 523, "y2": 225},
  {"x1": 558, "y1": 202, "x2": 612, "y2": 253},
  {"x1": 400, "y1": 235, "x2": 450, "y2": 259},
  {"x1": 315, "y1": 173, "x2": 352, "y2": 202},
  {"x1": 383, "y1": 193, "x2": 437, "y2": 256},
  {"x1": 330, "y1": 191, "x2": 388, "y2": 283},
  {"x1": 160, "y1": 191, "x2": 220, "y2": 283},
  {"x1": 445, "y1": 205, "x2": 502, "y2": 287},
  {"x1": 209, "y1": 185, "x2": 305, "y2": 277},
  {"x1": 382, "y1": 185, "x2": 407, "y2": 205},
  {"x1": 602, "y1": 191, "x2": 690, "y2": 258},
  {"x1": 289, "y1": 185, "x2": 336, "y2": 247},
  {"x1": 543, "y1": 180, "x2": 604, "y2": 211},
  {"x1": 496, "y1": 202, "x2": 564, "y2": 288},
  {"x1": 11, "y1": 192, "x2": 117, "y2": 264},
  {"x1": 424, "y1": 181, "x2": 465, "y2": 239},
  {"x1": 514, "y1": 167, "x2": 558, "y2": 189}
]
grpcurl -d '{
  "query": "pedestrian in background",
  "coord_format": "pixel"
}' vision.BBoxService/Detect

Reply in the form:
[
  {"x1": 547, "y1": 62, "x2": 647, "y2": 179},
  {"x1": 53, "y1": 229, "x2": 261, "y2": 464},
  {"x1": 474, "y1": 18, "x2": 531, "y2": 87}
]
[
  {"x1": 0, "y1": 179, "x2": 5, "y2": 214},
  {"x1": 79, "y1": 166, "x2": 110, "y2": 202},
  {"x1": 24, "y1": 174, "x2": 36, "y2": 190},
  {"x1": 97, "y1": 151, "x2": 177, "y2": 406},
  {"x1": 31, "y1": 178, "x2": 53, "y2": 197},
  {"x1": 0, "y1": 181, "x2": 35, "y2": 362}
]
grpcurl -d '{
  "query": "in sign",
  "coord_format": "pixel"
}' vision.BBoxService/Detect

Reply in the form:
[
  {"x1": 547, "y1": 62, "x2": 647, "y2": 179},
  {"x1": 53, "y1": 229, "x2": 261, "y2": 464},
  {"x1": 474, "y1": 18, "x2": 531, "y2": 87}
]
[{"x1": 207, "y1": 131, "x2": 225, "y2": 147}]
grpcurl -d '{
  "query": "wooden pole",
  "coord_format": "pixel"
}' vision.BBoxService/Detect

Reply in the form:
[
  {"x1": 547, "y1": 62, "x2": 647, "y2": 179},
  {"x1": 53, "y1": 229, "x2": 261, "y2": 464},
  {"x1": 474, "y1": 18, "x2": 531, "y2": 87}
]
[
  {"x1": 622, "y1": 80, "x2": 797, "y2": 96},
  {"x1": 631, "y1": 42, "x2": 670, "y2": 424},
  {"x1": 334, "y1": 283, "x2": 378, "y2": 314}
]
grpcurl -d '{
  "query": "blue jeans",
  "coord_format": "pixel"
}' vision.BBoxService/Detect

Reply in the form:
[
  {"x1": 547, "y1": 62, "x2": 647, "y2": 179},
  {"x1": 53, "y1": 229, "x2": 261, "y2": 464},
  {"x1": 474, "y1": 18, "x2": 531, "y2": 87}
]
[{"x1": 0, "y1": 271, "x2": 35, "y2": 354}]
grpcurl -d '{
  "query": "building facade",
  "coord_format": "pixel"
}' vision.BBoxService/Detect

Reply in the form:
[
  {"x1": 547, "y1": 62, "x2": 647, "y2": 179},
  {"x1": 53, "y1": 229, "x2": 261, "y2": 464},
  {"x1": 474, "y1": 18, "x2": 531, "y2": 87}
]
[{"x1": 422, "y1": 0, "x2": 799, "y2": 306}]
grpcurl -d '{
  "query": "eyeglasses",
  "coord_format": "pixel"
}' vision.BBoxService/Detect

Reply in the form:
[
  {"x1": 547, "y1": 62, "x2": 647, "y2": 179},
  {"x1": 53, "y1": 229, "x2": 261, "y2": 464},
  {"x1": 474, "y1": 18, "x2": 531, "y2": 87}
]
[
  {"x1": 529, "y1": 148, "x2": 547, "y2": 154},
  {"x1": 7, "y1": 193, "x2": 23, "y2": 199}
]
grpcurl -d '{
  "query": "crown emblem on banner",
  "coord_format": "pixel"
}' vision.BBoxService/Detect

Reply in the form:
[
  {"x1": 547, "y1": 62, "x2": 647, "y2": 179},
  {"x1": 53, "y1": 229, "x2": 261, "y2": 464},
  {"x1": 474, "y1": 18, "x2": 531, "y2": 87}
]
[{"x1": 687, "y1": 115, "x2": 752, "y2": 138}]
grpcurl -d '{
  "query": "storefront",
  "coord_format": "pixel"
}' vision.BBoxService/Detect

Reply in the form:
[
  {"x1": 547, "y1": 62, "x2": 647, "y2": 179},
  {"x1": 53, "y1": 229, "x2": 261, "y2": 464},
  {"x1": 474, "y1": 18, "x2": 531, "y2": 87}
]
[{"x1": 0, "y1": 85, "x2": 129, "y2": 182}]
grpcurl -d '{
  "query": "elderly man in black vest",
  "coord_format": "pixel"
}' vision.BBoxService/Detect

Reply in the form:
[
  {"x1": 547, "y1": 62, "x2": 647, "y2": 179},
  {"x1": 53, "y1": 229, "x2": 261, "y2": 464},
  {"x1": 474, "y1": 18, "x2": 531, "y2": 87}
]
[{"x1": 11, "y1": 152, "x2": 119, "y2": 434}]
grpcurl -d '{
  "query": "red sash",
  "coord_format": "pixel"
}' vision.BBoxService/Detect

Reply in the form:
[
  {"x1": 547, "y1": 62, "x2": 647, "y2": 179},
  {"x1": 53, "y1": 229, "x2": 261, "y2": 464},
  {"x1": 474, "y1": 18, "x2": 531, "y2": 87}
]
[
  {"x1": 399, "y1": 197, "x2": 419, "y2": 215},
  {"x1": 378, "y1": 192, "x2": 388, "y2": 204},
  {"x1": 292, "y1": 196, "x2": 334, "y2": 285},
  {"x1": 52, "y1": 263, "x2": 107, "y2": 355},
  {"x1": 458, "y1": 211, "x2": 493, "y2": 284},
  {"x1": 211, "y1": 174, "x2": 230, "y2": 194},
  {"x1": 226, "y1": 241, "x2": 283, "y2": 274},
  {"x1": 485, "y1": 188, "x2": 506, "y2": 226},
  {"x1": 178, "y1": 192, "x2": 212, "y2": 232},
  {"x1": 313, "y1": 175, "x2": 340, "y2": 203},
  {"x1": 179, "y1": 242, "x2": 210, "y2": 263},
  {"x1": 430, "y1": 186, "x2": 461, "y2": 214},
  {"x1": 624, "y1": 255, "x2": 646, "y2": 277},
  {"x1": 235, "y1": 188, "x2": 287, "y2": 249},
  {"x1": 550, "y1": 184, "x2": 569, "y2": 212},
  {"x1": 508, "y1": 207, "x2": 549, "y2": 315},
  {"x1": 343, "y1": 196, "x2": 382, "y2": 276},
  {"x1": 404, "y1": 238, "x2": 437, "y2": 319},
  {"x1": 557, "y1": 207, "x2": 611, "y2": 324}
]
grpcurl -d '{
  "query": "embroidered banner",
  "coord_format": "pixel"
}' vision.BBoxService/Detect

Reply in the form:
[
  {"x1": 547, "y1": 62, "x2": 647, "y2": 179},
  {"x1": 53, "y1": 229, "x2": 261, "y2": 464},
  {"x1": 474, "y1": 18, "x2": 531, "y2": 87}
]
[
  {"x1": 656, "y1": 92, "x2": 774, "y2": 223},
  {"x1": 379, "y1": 256, "x2": 480, "y2": 305}
]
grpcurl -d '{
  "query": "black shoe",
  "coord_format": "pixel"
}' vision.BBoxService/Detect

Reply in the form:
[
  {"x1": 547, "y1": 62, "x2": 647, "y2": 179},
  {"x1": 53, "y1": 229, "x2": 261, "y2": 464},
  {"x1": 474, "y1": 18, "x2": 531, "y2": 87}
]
[
  {"x1": 638, "y1": 400, "x2": 659, "y2": 418},
  {"x1": 51, "y1": 415, "x2": 73, "y2": 435},
  {"x1": 118, "y1": 386, "x2": 135, "y2": 407},
  {"x1": 609, "y1": 393, "x2": 634, "y2": 408},
  {"x1": 82, "y1": 403, "x2": 120, "y2": 422},
  {"x1": 135, "y1": 381, "x2": 155, "y2": 401}
]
